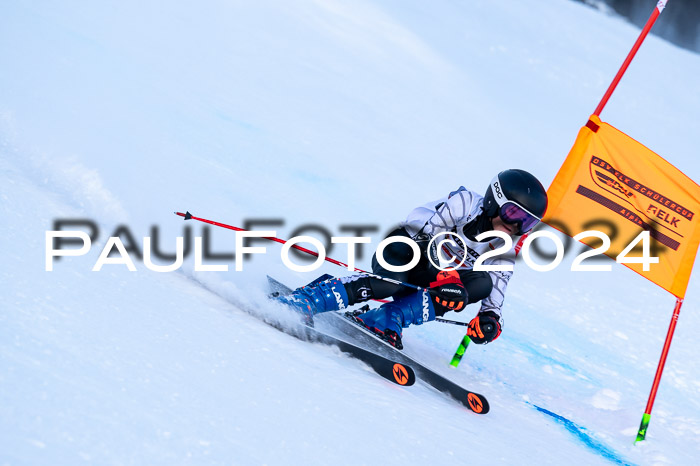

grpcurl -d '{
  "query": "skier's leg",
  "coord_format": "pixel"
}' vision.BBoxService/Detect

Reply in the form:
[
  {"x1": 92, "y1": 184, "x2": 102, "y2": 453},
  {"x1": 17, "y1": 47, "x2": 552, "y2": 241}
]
[
  {"x1": 353, "y1": 289, "x2": 435, "y2": 349},
  {"x1": 459, "y1": 270, "x2": 493, "y2": 304},
  {"x1": 277, "y1": 227, "x2": 427, "y2": 320},
  {"x1": 276, "y1": 276, "x2": 350, "y2": 319},
  {"x1": 342, "y1": 228, "x2": 427, "y2": 303}
]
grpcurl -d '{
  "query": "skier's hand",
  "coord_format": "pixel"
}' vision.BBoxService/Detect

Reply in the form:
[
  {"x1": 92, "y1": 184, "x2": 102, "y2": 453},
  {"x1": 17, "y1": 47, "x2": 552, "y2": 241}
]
[
  {"x1": 467, "y1": 311, "x2": 502, "y2": 344},
  {"x1": 429, "y1": 270, "x2": 467, "y2": 312}
]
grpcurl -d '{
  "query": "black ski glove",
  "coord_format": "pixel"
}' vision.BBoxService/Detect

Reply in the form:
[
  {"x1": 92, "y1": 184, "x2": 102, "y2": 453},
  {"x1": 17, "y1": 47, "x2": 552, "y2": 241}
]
[{"x1": 467, "y1": 311, "x2": 502, "y2": 344}]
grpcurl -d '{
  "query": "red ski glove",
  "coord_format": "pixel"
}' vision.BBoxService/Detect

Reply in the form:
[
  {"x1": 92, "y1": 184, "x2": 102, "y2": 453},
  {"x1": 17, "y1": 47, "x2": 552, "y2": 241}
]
[{"x1": 429, "y1": 270, "x2": 467, "y2": 312}]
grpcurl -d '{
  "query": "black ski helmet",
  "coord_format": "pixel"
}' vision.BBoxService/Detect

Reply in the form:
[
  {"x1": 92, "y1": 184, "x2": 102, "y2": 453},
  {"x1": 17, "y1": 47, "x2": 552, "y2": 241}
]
[{"x1": 482, "y1": 169, "x2": 548, "y2": 233}]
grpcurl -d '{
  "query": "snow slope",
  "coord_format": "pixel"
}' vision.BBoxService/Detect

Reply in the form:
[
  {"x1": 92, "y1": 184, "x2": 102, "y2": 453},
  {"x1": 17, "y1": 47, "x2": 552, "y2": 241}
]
[{"x1": 1, "y1": 0, "x2": 699, "y2": 464}]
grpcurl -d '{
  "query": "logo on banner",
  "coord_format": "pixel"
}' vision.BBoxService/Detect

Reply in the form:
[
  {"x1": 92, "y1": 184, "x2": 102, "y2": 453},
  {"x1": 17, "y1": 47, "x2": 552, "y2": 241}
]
[{"x1": 582, "y1": 156, "x2": 693, "y2": 251}]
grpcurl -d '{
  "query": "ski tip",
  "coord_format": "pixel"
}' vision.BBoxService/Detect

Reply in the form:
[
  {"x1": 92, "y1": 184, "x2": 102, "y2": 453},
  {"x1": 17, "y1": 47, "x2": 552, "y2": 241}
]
[
  {"x1": 392, "y1": 363, "x2": 416, "y2": 386},
  {"x1": 466, "y1": 393, "x2": 490, "y2": 414}
]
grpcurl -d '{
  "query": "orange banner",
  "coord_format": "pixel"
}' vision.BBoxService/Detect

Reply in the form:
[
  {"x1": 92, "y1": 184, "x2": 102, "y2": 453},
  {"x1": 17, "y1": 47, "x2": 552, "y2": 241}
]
[{"x1": 544, "y1": 115, "x2": 700, "y2": 298}]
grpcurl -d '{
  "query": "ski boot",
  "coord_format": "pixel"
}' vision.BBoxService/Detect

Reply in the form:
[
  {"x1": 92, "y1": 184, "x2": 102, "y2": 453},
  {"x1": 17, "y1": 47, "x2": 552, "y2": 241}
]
[
  {"x1": 347, "y1": 289, "x2": 435, "y2": 350},
  {"x1": 276, "y1": 276, "x2": 350, "y2": 326}
]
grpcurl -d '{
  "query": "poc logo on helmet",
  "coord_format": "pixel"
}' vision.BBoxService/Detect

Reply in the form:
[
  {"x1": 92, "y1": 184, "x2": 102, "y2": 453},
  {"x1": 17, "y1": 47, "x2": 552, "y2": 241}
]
[{"x1": 493, "y1": 181, "x2": 503, "y2": 199}]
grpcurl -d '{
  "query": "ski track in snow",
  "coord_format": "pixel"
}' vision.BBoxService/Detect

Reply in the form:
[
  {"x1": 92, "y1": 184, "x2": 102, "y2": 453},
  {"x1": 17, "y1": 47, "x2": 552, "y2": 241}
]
[{"x1": 530, "y1": 403, "x2": 633, "y2": 466}]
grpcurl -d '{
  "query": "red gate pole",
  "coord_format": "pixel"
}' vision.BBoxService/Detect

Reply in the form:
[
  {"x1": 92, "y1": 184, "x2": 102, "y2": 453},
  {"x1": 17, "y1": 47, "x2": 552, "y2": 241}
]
[
  {"x1": 593, "y1": 0, "x2": 668, "y2": 117},
  {"x1": 635, "y1": 297, "x2": 683, "y2": 442}
]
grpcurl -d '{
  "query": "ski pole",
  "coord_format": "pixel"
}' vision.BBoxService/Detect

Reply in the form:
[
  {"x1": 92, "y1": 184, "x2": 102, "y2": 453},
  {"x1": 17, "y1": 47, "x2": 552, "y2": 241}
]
[
  {"x1": 436, "y1": 317, "x2": 473, "y2": 367},
  {"x1": 175, "y1": 210, "x2": 428, "y2": 294},
  {"x1": 435, "y1": 318, "x2": 468, "y2": 327},
  {"x1": 450, "y1": 334, "x2": 471, "y2": 367}
]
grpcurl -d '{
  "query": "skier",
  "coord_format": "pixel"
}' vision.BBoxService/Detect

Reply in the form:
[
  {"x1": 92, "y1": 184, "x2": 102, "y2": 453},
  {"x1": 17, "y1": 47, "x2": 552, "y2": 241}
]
[{"x1": 278, "y1": 169, "x2": 548, "y2": 349}]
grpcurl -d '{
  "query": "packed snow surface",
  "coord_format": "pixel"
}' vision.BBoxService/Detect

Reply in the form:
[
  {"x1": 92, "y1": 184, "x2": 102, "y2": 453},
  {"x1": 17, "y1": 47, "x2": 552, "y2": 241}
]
[{"x1": 2, "y1": 1, "x2": 699, "y2": 465}]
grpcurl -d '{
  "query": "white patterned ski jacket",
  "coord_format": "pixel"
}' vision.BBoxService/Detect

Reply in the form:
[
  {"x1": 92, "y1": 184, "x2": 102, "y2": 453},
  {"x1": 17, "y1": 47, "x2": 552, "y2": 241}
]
[{"x1": 401, "y1": 186, "x2": 521, "y2": 319}]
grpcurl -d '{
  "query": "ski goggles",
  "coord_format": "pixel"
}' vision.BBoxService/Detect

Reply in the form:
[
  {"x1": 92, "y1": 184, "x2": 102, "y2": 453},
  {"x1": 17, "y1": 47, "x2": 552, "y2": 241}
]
[
  {"x1": 490, "y1": 177, "x2": 542, "y2": 235},
  {"x1": 499, "y1": 202, "x2": 541, "y2": 235}
]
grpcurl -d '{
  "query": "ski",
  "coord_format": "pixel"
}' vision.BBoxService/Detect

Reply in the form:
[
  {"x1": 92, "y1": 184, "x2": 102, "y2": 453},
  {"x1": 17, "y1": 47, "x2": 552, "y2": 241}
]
[
  {"x1": 269, "y1": 276, "x2": 489, "y2": 414},
  {"x1": 297, "y1": 325, "x2": 416, "y2": 386},
  {"x1": 267, "y1": 277, "x2": 416, "y2": 387},
  {"x1": 324, "y1": 311, "x2": 490, "y2": 414}
]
